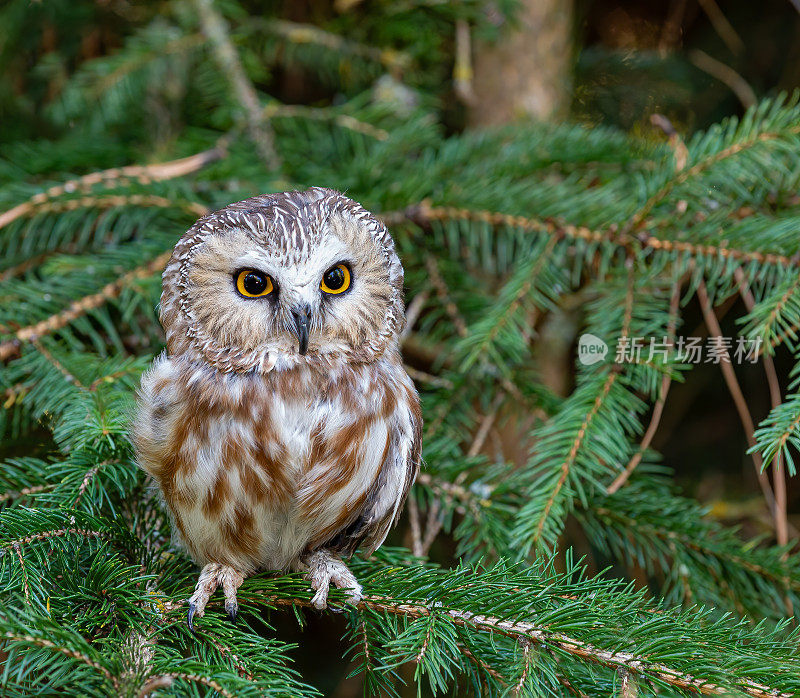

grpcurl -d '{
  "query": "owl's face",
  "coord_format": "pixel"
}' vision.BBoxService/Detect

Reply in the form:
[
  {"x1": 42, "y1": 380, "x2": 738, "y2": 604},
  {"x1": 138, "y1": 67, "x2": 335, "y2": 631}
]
[{"x1": 159, "y1": 189, "x2": 405, "y2": 373}]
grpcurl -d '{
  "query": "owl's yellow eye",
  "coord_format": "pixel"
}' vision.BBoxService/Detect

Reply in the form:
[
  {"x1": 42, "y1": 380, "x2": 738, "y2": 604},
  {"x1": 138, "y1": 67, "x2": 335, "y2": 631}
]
[
  {"x1": 236, "y1": 270, "x2": 274, "y2": 298},
  {"x1": 320, "y1": 264, "x2": 351, "y2": 295}
]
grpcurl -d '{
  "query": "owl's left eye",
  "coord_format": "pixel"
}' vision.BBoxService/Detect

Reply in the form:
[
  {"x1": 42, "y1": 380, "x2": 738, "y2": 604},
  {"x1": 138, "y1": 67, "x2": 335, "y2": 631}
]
[
  {"x1": 236, "y1": 270, "x2": 274, "y2": 298},
  {"x1": 320, "y1": 264, "x2": 351, "y2": 295}
]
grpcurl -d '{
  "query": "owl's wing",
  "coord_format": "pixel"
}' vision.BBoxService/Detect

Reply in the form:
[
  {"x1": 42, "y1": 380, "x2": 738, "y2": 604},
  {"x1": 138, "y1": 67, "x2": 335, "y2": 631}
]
[{"x1": 326, "y1": 383, "x2": 422, "y2": 558}]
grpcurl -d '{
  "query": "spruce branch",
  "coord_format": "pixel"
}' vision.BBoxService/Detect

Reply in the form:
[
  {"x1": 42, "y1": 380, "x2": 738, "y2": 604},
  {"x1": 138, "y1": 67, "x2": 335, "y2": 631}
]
[
  {"x1": 630, "y1": 101, "x2": 800, "y2": 227},
  {"x1": 137, "y1": 672, "x2": 237, "y2": 698},
  {"x1": 217, "y1": 578, "x2": 799, "y2": 698},
  {"x1": 2, "y1": 528, "x2": 111, "y2": 551},
  {"x1": 582, "y1": 480, "x2": 800, "y2": 619},
  {"x1": 5, "y1": 196, "x2": 796, "y2": 365},
  {"x1": 0, "y1": 484, "x2": 52, "y2": 504},
  {"x1": 0, "y1": 250, "x2": 172, "y2": 361},
  {"x1": 455, "y1": 236, "x2": 559, "y2": 373},
  {"x1": 753, "y1": 395, "x2": 800, "y2": 478},
  {"x1": 0, "y1": 145, "x2": 224, "y2": 232},
  {"x1": 2, "y1": 632, "x2": 118, "y2": 688},
  {"x1": 396, "y1": 203, "x2": 800, "y2": 271},
  {"x1": 424, "y1": 256, "x2": 468, "y2": 338},
  {"x1": 531, "y1": 370, "x2": 619, "y2": 548},
  {"x1": 5, "y1": 17, "x2": 800, "y2": 691},
  {"x1": 745, "y1": 273, "x2": 800, "y2": 353},
  {"x1": 32, "y1": 339, "x2": 85, "y2": 389},
  {"x1": 0, "y1": 194, "x2": 208, "y2": 236}
]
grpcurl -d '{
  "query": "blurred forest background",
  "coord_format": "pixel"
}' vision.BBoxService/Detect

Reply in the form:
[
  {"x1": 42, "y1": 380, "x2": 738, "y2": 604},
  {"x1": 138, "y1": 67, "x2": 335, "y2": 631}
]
[{"x1": 5, "y1": 1, "x2": 800, "y2": 696}]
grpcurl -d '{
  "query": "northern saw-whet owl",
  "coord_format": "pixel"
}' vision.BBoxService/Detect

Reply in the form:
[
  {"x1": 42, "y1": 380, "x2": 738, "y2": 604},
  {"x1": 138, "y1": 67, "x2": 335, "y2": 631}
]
[{"x1": 133, "y1": 188, "x2": 422, "y2": 629}]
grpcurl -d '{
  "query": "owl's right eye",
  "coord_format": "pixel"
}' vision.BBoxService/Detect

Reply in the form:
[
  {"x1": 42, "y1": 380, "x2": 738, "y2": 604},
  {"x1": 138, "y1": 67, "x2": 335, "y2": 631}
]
[{"x1": 235, "y1": 270, "x2": 274, "y2": 298}]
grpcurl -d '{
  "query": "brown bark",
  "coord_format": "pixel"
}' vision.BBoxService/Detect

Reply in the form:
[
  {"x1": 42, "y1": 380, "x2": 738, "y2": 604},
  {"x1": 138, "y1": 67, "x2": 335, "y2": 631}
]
[{"x1": 469, "y1": 0, "x2": 574, "y2": 126}]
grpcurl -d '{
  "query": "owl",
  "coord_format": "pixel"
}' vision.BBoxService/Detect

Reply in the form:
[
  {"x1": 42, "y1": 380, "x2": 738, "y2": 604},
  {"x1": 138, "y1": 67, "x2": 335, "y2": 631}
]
[{"x1": 133, "y1": 188, "x2": 422, "y2": 629}]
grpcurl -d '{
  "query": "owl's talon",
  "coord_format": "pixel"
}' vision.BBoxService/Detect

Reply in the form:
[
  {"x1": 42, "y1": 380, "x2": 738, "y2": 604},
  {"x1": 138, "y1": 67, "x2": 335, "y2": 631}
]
[
  {"x1": 187, "y1": 602, "x2": 198, "y2": 633},
  {"x1": 310, "y1": 583, "x2": 330, "y2": 610},
  {"x1": 186, "y1": 562, "x2": 244, "y2": 630},
  {"x1": 303, "y1": 549, "x2": 363, "y2": 611}
]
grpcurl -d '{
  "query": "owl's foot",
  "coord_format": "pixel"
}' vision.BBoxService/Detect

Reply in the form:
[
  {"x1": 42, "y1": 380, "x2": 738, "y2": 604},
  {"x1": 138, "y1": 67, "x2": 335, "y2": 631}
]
[
  {"x1": 186, "y1": 562, "x2": 244, "y2": 632},
  {"x1": 302, "y1": 549, "x2": 363, "y2": 611}
]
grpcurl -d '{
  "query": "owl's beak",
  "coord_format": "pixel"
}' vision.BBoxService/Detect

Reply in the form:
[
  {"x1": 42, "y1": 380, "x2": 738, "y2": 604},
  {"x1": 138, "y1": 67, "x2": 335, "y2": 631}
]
[{"x1": 291, "y1": 305, "x2": 311, "y2": 355}]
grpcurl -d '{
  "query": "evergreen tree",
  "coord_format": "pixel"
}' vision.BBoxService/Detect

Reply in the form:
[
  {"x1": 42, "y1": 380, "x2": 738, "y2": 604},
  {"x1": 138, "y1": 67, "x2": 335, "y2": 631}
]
[{"x1": 3, "y1": 1, "x2": 800, "y2": 695}]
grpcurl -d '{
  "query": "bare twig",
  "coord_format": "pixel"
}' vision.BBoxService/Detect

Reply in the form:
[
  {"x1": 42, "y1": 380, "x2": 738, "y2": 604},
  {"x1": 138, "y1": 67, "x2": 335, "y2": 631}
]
[
  {"x1": 696, "y1": 281, "x2": 776, "y2": 516},
  {"x1": 454, "y1": 20, "x2": 477, "y2": 105},
  {"x1": 607, "y1": 283, "x2": 681, "y2": 494},
  {"x1": 650, "y1": 114, "x2": 689, "y2": 171},
  {"x1": 261, "y1": 19, "x2": 409, "y2": 71},
  {"x1": 403, "y1": 365, "x2": 453, "y2": 389},
  {"x1": 416, "y1": 472, "x2": 491, "y2": 518},
  {"x1": 466, "y1": 394, "x2": 504, "y2": 459},
  {"x1": 696, "y1": 0, "x2": 744, "y2": 54},
  {"x1": 659, "y1": 0, "x2": 688, "y2": 54},
  {"x1": 419, "y1": 499, "x2": 443, "y2": 556},
  {"x1": 193, "y1": 0, "x2": 280, "y2": 169},
  {"x1": 401, "y1": 291, "x2": 430, "y2": 341},
  {"x1": 689, "y1": 50, "x2": 756, "y2": 109},
  {"x1": 407, "y1": 496, "x2": 424, "y2": 557},
  {"x1": 262, "y1": 103, "x2": 389, "y2": 140},
  {"x1": 735, "y1": 268, "x2": 789, "y2": 549}
]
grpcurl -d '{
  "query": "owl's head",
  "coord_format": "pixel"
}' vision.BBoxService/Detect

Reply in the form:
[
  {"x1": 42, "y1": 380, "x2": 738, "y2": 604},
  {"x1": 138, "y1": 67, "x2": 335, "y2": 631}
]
[{"x1": 159, "y1": 188, "x2": 405, "y2": 373}]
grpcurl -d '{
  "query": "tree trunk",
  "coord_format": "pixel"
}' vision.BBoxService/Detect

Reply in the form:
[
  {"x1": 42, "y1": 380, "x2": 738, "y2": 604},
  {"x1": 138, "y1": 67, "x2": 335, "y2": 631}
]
[{"x1": 469, "y1": 0, "x2": 574, "y2": 126}]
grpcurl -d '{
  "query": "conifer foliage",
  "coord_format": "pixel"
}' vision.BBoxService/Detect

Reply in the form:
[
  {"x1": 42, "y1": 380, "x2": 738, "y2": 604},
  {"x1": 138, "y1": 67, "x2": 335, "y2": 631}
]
[{"x1": 3, "y1": 1, "x2": 800, "y2": 695}]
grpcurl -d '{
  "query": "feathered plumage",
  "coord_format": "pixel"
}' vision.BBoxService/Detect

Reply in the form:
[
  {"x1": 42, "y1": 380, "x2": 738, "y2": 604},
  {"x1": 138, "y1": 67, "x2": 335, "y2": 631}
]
[{"x1": 133, "y1": 188, "x2": 421, "y2": 627}]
